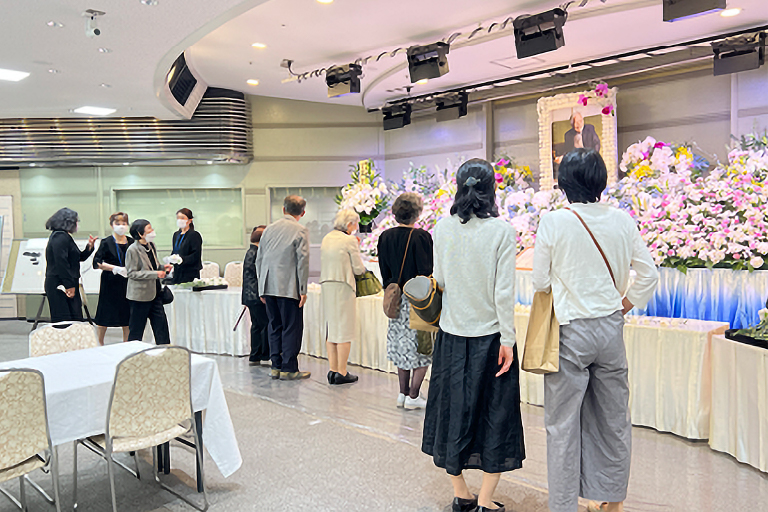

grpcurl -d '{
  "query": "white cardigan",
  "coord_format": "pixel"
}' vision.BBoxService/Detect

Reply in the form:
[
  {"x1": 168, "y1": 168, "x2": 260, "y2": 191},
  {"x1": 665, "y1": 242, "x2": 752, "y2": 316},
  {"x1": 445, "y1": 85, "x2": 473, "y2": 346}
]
[{"x1": 320, "y1": 229, "x2": 367, "y2": 290}]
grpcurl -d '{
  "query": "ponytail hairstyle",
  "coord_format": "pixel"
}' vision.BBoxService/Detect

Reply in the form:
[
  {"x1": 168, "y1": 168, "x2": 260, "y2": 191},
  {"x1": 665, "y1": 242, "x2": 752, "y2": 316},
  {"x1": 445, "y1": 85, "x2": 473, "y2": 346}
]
[
  {"x1": 177, "y1": 208, "x2": 195, "y2": 230},
  {"x1": 450, "y1": 158, "x2": 499, "y2": 224}
]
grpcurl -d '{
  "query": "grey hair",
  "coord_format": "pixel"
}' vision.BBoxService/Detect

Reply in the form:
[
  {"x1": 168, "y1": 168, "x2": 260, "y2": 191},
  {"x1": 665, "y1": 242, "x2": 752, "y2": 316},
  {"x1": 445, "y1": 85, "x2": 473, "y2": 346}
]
[
  {"x1": 392, "y1": 193, "x2": 423, "y2": 225},
  {"x1": 333, "y1": 209, "x2": 360, "y2": 231}
]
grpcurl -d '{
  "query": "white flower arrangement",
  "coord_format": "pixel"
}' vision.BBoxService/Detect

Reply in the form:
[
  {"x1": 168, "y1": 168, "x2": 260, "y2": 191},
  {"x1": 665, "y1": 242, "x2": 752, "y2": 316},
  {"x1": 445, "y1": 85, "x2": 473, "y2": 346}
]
[{"x1": 336, "y1": 159, "x2": 389, "y2": 226}]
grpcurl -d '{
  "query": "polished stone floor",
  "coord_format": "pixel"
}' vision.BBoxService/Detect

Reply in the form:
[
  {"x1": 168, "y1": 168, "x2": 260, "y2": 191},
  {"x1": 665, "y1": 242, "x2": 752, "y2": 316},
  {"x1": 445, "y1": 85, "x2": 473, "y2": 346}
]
[{"x1": 1, "y1": 319, "x2": 767, "y2": 511}]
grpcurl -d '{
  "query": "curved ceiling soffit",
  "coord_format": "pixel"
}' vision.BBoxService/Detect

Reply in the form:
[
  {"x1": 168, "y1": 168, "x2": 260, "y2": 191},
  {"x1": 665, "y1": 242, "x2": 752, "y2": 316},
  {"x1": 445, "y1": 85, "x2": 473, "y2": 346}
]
[
  {"x1": 152, "y1": 0, "x2": 273, "y2": 119},
  {"x1": 360, "y1": 0, "x2": 658, "y2": 110}
]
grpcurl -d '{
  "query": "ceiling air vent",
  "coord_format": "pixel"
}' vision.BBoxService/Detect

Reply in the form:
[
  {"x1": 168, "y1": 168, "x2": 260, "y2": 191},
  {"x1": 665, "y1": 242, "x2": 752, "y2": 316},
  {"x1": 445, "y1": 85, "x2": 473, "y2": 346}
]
[{"x1": 162, "y1": 51, "x2": 208, "y2": 119}]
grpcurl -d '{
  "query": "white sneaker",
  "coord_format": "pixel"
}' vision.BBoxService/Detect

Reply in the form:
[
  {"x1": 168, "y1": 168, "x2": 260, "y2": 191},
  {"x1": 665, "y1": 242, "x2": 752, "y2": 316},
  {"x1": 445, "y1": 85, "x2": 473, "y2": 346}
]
[
  {"x1": 404, "y1": 395, "x2": 427, "y2": 410},
  {"x1": 397, "y1": 393, "x2": 406, "y2": 408}
]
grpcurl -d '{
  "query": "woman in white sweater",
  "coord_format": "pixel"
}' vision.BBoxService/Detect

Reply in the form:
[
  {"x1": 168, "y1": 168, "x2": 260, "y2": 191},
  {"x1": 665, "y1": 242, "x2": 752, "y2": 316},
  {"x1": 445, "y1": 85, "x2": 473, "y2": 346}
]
[
  {"x1": 422, "y1": 159, "x2": 524, "y2": 512},
  {"x1": 532, "y1": 149, "x2": 658, "y2": 512}
]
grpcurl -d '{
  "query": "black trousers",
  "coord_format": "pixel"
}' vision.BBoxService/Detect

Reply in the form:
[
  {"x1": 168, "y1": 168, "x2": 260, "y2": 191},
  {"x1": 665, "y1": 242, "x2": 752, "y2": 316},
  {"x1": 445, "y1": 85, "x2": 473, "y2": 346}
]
[
  {"x1": 246, "y1": 301, "x2": 270, "y2": 362},
  {"x1": 128, "y1": 297, "x2": 171, "y2": 345},
  {"x1": 264, "y1": 296, "x2": 304, "y2": 372},
  {"x1": 45, "y1": 279, "x2": 83, "y2": 323}
]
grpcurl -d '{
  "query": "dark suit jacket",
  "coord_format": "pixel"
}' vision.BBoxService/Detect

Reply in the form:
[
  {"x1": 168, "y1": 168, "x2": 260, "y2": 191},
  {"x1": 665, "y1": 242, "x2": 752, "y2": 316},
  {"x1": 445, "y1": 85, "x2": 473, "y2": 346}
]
[
  {"x1": 45, "y1": 231, "x2": 94, "y2": 289},
  {"x1": 171, "y1": 229, "x2": 203, "y2": 284},
  {"x1": 242, "y1": 244, "x2": 260, "y2": 306},
  {"x1": 564, "y1": 124, "x2": 601, "y2": 154}
]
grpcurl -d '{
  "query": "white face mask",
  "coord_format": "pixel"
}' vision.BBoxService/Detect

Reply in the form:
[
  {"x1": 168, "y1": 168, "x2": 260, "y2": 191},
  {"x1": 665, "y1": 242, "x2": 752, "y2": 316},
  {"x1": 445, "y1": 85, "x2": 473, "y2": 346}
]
[
  {"x1": 113, "y1": 224, "x2": 128, "y2": 236},
  {"x1": 145, "y1": 231, "x2": 157, "y2": 243},
  {"x1": 177, "y1": 219, "x2": 188, "y2": 229}
]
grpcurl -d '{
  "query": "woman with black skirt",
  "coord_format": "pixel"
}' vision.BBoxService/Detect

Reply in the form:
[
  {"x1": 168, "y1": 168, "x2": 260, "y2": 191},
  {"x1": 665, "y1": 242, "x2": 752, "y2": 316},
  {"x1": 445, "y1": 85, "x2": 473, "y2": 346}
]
[
  {"x1": 423, "y1": 159, "x2": 524, "y2": 512},
  {"x1": 242, "y1": 225, "x2": 270, "y2": 365},
  {"x1": 44, "y1": 208, "x2": 96, "y2": 322},
  {"x1": 92, "y1": 212, "x2": 134, "y2": 344},
  {"x1": 170, "y1": 207, "x2": 203, "y2": 284}
]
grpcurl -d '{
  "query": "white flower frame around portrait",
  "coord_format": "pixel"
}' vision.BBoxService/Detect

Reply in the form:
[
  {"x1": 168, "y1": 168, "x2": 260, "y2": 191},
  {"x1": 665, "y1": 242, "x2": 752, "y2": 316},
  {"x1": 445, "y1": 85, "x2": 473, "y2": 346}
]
[{"x1": 537, "y1": 88, "x2": 619, "y2": 191}]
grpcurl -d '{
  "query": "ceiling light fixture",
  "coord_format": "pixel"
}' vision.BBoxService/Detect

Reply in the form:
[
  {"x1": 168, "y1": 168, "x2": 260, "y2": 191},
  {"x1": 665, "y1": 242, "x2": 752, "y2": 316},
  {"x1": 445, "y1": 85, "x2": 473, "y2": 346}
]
[
  {"x1": 663, "y1": 0, "x2": 725, "y2": 22},
  {"x1": 416, "y1": 78, "x2": 429, "y2": 85},
  {"x1": 383, "y1": 104, "x2": 412, "y2": 131},
  {"x1": 100, "y1": 83, "x2": 111, "y2": 88},
  {"x1": 252, "y1": 43, "x2": 267, "y2": 49},
  {"x1": 317, "y1": 0, "x2": 333, "y2": 4},
  {"x1": 436, "y1": 92, "x2": 468, "y2": 123},
  {"x1": 98, "y1": 47, "x2": 112, "y2": 53},
  {"x1": 513, "y1": 8, "x2": 568, "y2": 59},
  {"x1": 246, "y1": 79, "x2": 260, "y2": 86},
  {"x1": 0, "y1": 68, "x2": 30, "y2": 82},
  {"x1": 712, "y1": 32, "x2": 766, "y2": 76},
  {"x1": 721, "y1": 8, "x2": 742, "y2": 17},
  {"x1": 407, "y1": 42, "x2": 450, "y2": 83},
  {"x1": 141, "y1": 0, "x2": 159, "y2": 5},
  {"x1": 74, "y1": 106, "x2": 116, "y2": 116},
  {"x1": 47, "y1": 69, "x2": 60, "y2": 74},
  {"x1": 46, "y1": 21, "x2": 64, "y2": 28},
  {"x1": 326, "y1": 64, "x2": 362, "y2": 98}
]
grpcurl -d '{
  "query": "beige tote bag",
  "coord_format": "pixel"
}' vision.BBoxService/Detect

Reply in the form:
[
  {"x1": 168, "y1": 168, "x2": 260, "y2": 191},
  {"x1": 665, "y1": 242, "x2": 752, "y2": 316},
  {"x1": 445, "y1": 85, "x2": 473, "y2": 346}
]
[{"x1": 521, "y1": 290, "x2": 560, "y2": 374}]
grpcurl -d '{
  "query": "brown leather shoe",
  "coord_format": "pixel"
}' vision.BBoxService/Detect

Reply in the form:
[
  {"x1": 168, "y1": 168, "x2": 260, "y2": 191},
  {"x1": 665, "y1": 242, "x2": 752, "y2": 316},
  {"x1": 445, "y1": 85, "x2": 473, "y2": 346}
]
[{"x1": 280, "y1": 371, "x2": 311, "y2": 380}]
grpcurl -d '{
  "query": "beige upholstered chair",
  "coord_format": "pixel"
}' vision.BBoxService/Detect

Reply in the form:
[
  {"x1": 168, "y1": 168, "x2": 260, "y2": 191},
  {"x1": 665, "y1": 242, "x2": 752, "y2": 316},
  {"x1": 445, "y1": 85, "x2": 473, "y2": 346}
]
[
  {"x1": 29, "y1": 322, "x2": 99, "y2": 358},
  {"x1": 199, "y1": 261, "x2": 220, "y2": 279},
  {"x1": 0, "y1": 369, "x2": 62, "y2": 512},
  {"x1": 73, "y1": 346, "x2": 207, "y2": 512},
  {"x1": 223, "y1": 261, "x2": 243, "y2": 287}
]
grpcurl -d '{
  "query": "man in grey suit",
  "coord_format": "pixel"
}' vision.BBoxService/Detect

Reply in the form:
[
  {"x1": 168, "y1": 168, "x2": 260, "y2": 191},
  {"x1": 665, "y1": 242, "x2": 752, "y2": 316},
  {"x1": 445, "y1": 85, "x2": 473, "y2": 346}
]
[{"x1": 256, "y1": 195, "x2": 311, "y2": 380}]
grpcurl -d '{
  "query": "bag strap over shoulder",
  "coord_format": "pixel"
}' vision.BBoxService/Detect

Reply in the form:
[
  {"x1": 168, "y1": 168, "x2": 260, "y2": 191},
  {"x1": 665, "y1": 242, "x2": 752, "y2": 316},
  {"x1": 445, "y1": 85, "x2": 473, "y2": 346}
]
[
  {"x1": 566, "y1": 207, "x2": 617, "y2": 288},
  {"x1": 396, "y1": 229, "x2": 414, "y2": 288}
]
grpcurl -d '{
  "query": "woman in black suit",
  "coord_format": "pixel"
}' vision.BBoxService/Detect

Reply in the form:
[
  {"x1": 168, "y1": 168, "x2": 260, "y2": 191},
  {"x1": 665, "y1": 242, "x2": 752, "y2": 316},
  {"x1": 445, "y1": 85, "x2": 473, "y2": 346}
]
[
  {"x1": 242, "y1": 225, "x2": 269, "y2": 365},
  {"x1": 171, "y1": 207, "x2": 203, "y2": 284},
  {"x1": 92, "y1": 212, "x2": 134, "y2": 344},
  {"x1": 44, "y1": 208, "x2": 96, "y2": 322}
]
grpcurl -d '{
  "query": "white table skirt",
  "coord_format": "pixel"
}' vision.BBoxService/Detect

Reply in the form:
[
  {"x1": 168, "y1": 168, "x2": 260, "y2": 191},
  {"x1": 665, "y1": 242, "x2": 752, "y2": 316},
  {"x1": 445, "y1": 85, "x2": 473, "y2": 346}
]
[
  {"x1": 0, "y1": 342, "x2": 242, "y2": 478},
  {"x1": 164, "y1": 287, "x2": 250, "y2": 356},
  {"x1": 709, "y1": 335, "x2": 768, "y2": 473}
]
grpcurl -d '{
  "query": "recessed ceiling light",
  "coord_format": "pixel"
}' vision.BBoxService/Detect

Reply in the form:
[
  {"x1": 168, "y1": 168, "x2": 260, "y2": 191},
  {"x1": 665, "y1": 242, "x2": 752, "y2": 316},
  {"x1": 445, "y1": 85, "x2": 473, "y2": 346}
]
[
  {"x1": 721, "y1": 8, "x2": 742, "y2": 17},
  {"x1": 100, "y1": 83, "x2": 112, "y2": 88},
  {"x1": 98, "y1": 48, "x2": 112, "y2": 53},
  {"x1": 74, "y1": 106, "x2": 116, "y2": 116},
  {"x1": 252, "y1": 42, "x2": 267, "y2": 49},
  {"x1": 46, "y1": 21, "x2": 65, "y2": 28},
  {"x1": 317, "y1": 0, "x2": 333, "y2": 3},
  {"x1": 416, "y1": 78, "x2": 429, "y2": 85},
  {"x1": 47, "y1": 69, "x2": 60, "y2": 74},
  {"x1": 246, "y1": 79, "x2": 260, "y2": 86},
  {"x1": 141, "y1": 0, "x2": 159, "y2": 5},
  {"x1": 0, "y1": 68, "x2": 30, "y2": 82}
]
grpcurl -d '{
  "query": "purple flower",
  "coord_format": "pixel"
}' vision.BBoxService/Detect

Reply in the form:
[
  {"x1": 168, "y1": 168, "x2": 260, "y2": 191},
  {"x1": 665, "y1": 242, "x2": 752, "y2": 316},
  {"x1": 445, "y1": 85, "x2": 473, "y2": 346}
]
[
  {"x1": 601, "y1": 104, "x2": 614, "y2": 116},
  {"x1": 595, "y1": 83, "x2": 609, "y2": 97},
  {"x1": 578, "y1": 94, "x2": 589, "y2": 107}
]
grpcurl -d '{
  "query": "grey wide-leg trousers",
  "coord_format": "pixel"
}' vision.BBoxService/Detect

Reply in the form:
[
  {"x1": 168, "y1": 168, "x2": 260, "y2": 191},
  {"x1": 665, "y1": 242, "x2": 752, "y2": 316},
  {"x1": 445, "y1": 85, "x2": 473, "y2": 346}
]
[{"x1": 544, "y1": 311, "x2": 631, "y2": 512}]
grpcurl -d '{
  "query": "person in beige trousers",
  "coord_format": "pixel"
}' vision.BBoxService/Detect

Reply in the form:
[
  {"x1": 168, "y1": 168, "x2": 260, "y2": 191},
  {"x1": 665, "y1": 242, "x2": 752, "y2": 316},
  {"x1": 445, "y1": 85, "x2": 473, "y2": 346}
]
[{"x1": 320, "y1": 209, "x2": 367, "y2": 385}]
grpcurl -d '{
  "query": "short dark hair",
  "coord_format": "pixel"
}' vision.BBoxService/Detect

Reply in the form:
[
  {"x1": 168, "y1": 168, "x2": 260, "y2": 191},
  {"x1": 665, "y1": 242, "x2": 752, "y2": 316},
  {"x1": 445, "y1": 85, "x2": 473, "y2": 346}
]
[
  {"x1": 109, "y1": 212, "x2": 129, "y2": 225},
  {"x1": 130, "y1": 219, "x2": 151, "y2": 240},
  {"x1": 558, "y1": 149, "x2": 607, "y2": 204},
  {"x1": 284, "y1": 195, "x2": 306, "y2": 217},
  {"x1": 250, "y1": 225, "x2": 267, "y2": 244},
  {"x1": 177, "y1": 207, "x2": 195, "y2": 230},
  {"x1": 392, "y1": 193, "x2": 423, "y2": 225},
  {"x1": 450, "y1": 158, "x2": 499, "y2": 224},
  {"x1": 45, "y1": 208, "x2": 79, "y2": 233}
]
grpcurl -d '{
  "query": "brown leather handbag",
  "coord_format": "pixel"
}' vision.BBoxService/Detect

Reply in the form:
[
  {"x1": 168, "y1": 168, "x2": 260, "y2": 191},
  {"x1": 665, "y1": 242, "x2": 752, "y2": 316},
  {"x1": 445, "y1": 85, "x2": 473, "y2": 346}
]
[{"x1": 382, "y1": 229, "x2": 413, "y2": 319}]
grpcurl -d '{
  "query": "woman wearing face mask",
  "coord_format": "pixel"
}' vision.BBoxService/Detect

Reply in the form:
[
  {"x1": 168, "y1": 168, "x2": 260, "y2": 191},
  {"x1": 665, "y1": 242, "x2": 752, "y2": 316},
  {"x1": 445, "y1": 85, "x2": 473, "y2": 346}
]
[
  {"x1": 125, "y1": 219, "x2": 173, "y2": 344},
  {"x1": 92, "y1": 212, "x2": 134, "y2": 344},
  {"x1": 44, "y1": 207, "x2": 97, "y2": 323},
  {"x1": 170, "y1": 208, "x2": 203, "y2": 284}
]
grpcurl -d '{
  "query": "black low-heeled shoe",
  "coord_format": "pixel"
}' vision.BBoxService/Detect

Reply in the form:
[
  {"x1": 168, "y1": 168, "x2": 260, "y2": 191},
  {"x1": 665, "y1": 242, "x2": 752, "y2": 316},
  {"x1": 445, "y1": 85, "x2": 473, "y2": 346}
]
[
  {"x1": 452, "y1": 495, "x2": 478, "y2": 512},
  {"x1": 327, "y1": 371, "x2": 337, "y2": 384},
  {"x1": 332, "y1": 372, "x2": 358, "y2": 384},
  {"x1": 477, "y1": 502, "x2": 505, "y2": 512}
]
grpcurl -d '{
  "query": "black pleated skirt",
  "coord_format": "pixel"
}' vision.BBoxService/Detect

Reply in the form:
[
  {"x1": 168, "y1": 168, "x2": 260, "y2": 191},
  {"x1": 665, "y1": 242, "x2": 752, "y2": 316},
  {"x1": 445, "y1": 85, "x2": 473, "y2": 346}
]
[{"x1": 422, "y1": 330, "x2": 525, "y2": 476}]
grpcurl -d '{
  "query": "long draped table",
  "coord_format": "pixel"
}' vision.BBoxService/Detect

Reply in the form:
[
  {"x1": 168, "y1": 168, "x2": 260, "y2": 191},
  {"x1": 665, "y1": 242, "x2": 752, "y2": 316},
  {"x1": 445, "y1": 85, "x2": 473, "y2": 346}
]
[{"x1": 0, "y1": 341, "x2": 242, "y2": 477}]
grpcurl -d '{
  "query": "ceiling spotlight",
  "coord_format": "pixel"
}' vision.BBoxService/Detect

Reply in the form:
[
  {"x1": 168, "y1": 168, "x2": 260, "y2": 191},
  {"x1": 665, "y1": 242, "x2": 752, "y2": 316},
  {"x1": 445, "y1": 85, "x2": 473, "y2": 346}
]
[
  {"x1": 407, "y1": 42, "x2": 450, "y2": 83},
  {"x1": 436, "y1": 92, "x2": 468, "y2": 123},
  {"x1": 74, "y1": 106, "x2": 117, "y2": 116},
  {"x1": 712, "y1": 32, "x2": 765, "y2": 76},
  {"x1": 513, "y1": 8, "x2": 567, "y2": 59},
  {"x1": 46, "y1": 21, "x2": 64, "y2": 28},
  {"x1": 0, "y1": 68, "x2": 30, "y2": 82},
  {"x1": 317, "y1": 0, "x2": 333, "y2": 3},
  {"x1": 246, "y1": 79, "x2": 260, "y2": 86},
  {"x1": 141, "y1": 0, "x2": 159, "y2": 5},
  {"x1": 47, "y1": 69, "x2": 60, "y2": 74},
  {"x1": 383, "y1": 104, "x2": 412, "y2": 131},
  {"x1": 252, "y1": 42, "x2": 267, "y2": 49},
  {"x1": 721, "y1": 8, "x2": 742, "y2": 17},
  {"x1": 326, "y1": 63, "x2": 362, "y2": 98},
  {"x1": 100, "y1": 83, "x2": 112, "y2": 88},
  {"x1": 415, "y1": 78, "x2": 429, "y2": 85},
  {"x1": 663, "y1": 0, "x2": 725, "y2": 22},
  {"x1": 98, "y1": 47, "x2": 112, "y2": 53}
]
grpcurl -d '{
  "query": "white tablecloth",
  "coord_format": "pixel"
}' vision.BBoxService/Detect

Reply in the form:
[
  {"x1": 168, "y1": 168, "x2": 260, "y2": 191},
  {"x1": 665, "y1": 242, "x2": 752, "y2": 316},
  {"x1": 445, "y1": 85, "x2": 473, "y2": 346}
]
[
  {"x1": 165, "y1": 287, "x2": 250, "y2": 356},
  {"x1": 709, "y1": 335, "x2": 768, "y2": 473},
  {"x1": 0, "y1": 342, "x2": 242, "y2": 477}
]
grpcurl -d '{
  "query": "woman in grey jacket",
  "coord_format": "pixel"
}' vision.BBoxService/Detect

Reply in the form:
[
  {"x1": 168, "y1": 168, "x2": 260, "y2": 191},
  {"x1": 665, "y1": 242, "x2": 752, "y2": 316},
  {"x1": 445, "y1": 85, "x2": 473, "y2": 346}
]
[{"x1": 126, "y1": 219, "x2": 172, "y2": 344}]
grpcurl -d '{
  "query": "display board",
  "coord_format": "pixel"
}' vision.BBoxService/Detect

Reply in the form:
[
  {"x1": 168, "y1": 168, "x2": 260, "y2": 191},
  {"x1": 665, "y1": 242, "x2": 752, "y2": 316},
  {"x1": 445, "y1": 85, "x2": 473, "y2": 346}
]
[{"x1": 1, "y1": 238, "x2": 102, "y2": 295}]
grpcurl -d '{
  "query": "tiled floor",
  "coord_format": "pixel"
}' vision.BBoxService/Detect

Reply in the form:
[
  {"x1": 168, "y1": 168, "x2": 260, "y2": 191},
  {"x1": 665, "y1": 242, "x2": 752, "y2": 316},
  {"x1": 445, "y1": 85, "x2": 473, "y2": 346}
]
[{"x1": 0, "y1": 319, "x2": 767, "y2": 511}]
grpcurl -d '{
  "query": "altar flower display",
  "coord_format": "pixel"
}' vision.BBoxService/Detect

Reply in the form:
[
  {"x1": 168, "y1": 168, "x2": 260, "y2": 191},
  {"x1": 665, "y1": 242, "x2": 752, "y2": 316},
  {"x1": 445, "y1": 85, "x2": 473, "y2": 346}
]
[{"x1": 336, "y1": 159, "x2": 389, "y2": 227}]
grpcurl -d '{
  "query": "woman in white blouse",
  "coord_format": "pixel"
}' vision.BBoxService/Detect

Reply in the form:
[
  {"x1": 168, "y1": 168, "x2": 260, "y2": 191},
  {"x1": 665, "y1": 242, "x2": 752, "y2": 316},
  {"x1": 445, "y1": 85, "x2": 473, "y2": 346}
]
[
  {"x1": 532, "y1": 149, "x2": 658, "y2": 512},
  {"x1": 422, "y1": 159, "x2": 524, "y2": 512},
  {"x1": 320, "y1": 209, "x2": 367, "y2": 385}
]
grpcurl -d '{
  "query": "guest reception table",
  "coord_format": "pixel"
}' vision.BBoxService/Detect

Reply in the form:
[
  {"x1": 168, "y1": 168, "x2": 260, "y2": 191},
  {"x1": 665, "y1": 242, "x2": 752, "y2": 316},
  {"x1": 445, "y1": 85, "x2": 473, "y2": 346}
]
[
  {"x1": 0, "y1": 342, "x2": 242, "y2": 477},
  {"x1": 709, "y1": 335, "x2": 768, "y2": 473}
]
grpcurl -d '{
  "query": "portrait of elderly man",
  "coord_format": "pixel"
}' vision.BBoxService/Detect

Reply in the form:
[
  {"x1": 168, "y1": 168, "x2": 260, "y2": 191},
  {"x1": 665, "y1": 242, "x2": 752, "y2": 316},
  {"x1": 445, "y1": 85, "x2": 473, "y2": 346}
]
[{"x1": 564, "y1": 111, "x2": 601, "y2": 154}]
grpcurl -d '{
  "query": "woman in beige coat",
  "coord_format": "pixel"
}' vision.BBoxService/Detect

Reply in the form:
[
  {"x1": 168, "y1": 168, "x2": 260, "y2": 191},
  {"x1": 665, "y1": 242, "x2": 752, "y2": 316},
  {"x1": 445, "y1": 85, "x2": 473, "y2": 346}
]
[{"x1": 321, "y1": 209, "x2": 367, "y2": 385}]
